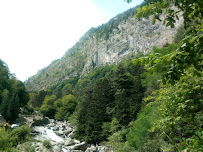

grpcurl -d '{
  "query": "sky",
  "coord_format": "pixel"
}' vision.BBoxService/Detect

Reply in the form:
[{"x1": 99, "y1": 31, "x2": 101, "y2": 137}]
[{"x1": 0, "y1": 0, "x2": 143, "y2": 81}]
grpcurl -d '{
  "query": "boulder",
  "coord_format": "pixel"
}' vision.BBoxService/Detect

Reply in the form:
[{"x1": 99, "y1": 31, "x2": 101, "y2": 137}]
[
  {"x1": 64, "y1": 138, "x2": 75, "y2": 146},
  {"x1": 32, "y1": 117, "x2": 49, "y2": 126},
  {"x1": 73, "y1": 139, "x2": 80, "y2": 144},
  {"x1": 54, "y1": 130, "x2": 64, "y2": 136},
  {"x1": 71, "y1": 142, "x2": 88, "y2": 151},
  {"x1": 85, "y1": 145, "x2": 97, "y2": 152},
  {"x1": 52, "y1": 126, "x2": 59, "y2": 131},
  {"x1": 65, "y1": 128, "x2": 73, "y2": 136},
  {"x1": 53, "y1": 145, "x2": 62, "y2": 152}
]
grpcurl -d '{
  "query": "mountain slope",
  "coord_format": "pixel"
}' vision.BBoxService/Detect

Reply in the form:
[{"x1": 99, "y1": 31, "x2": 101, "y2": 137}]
[{"x1": 25, "y1": 6, "x2": 183, "y2": 91}]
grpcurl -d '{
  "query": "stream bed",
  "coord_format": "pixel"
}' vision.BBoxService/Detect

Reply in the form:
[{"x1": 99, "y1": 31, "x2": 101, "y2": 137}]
[{"x1": 30, "y1": 118, "x2": 109, "y2": 152}]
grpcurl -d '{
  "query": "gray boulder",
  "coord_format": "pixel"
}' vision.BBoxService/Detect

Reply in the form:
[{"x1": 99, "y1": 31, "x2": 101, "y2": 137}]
[
  {"x1": 65, "y1": 128, "x2": 73, "y2": 136},
  {"x1": 64, "y1": 138, "x2": 74, "y2": 146},
  {"x1": 32, "y1": 117, "x2": 49, "y2": 126},
  {"x1": 71, "y1": 142, "x2": 88, "y2": 151},
  {"x1": 85, "y1": 145, "x2": 97, "y2": 152},
  {"x1": 54, "y1": 130, "x2": 64, "y2": 136},
  {"x1": 53, "y1": 145, "x2": 62, "y2": 152}
]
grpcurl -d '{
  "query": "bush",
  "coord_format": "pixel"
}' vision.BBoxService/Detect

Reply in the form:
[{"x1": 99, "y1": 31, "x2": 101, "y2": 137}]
[
  {"x1": 0, "y1": 125, "x2": 31, "y2": 151},
  {"x1": 11, "y1": 125, "x2": 31, "y2": 145},
  {"x1": 54, "y1": 95, "x2": 77, "y2": 121},
  {"x1": 105, "y1": 129, "x2": 136, "y2": 152},
  {"x1": 126, "y1": 102, "x2": 160, "y2": 150},
  {"x1": 14, "y1": 142, "x2": 36, "y2": 152},
  {"x1": 0, "y1": 127, "x2": 15, "y2": 151},
  {"x1": 43, "y1": 140, "x2": 51, "y2": 149}
]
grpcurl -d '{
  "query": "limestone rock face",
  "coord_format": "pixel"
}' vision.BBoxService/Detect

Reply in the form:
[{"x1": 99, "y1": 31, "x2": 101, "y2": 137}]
[{"x1": 25, "y1": 9, "x2": 183, "y2": 91}]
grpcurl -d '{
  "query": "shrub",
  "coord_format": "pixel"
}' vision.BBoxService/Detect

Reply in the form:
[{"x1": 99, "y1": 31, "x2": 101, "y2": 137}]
[
  {"x1": 126, "y1": 102, "x2": 160, "y2": 150},
  {"x1": 0, "y1": 125, "x2": 31, "y2": 151},
  {"x1": 14, "y1": 142, "x2": 36, "y2": 152},
  {"x1": 43, "y1": 140, "x2": 51, "y2": 149},
  {"x1": 11, "y1": 125, "x2": 31, "y2": 145}
]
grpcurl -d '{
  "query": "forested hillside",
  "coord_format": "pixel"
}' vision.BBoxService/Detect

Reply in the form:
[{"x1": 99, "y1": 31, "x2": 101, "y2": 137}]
[
  {"x1": 25, "y1": 3, "x2": 182, "y2": 91},
  {"x1": 0, "y1": 59, "x2": 29, "y2": 122},
  {"x1": 0, "y1": 59, "x2": 32, "y2": 151},
  {"x1": 27, "y1": 0, "x2": 202, "y2": 151}
]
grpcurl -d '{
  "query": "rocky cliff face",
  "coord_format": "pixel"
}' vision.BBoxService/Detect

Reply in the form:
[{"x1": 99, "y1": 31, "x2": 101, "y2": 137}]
[{"x1": 25, "y1": 8, "x2": 183, "y2": 91}]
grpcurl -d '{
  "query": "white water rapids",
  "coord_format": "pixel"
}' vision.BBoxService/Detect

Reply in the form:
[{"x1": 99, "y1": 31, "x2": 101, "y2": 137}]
[{"x1": 45, "y1": 128, "x2": 64, "y2": 143}]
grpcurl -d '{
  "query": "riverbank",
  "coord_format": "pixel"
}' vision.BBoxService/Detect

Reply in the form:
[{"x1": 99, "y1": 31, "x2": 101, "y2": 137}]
[{"x1": 15, "y1": 115, "x2": 111, "y2": 152}]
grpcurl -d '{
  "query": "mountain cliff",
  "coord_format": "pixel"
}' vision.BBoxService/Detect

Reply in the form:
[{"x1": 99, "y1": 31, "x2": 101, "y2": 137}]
[{"x1": 25, "y1": 6, "x2": 183, "y2": 91}]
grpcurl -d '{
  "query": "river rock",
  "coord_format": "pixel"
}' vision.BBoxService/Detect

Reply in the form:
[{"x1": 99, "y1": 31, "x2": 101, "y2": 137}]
[
  {"x1": 73, "y1": 139, "x2": 80, "y2": 144},
  {"x1": 32, "y1": 117, "x2": 49, "y2": 126},
  {"x1": 54, "y1": 130, "x2": 64, "y2": 136},
  {"x1": 68, "y1": 131, "x2": 74, "y2": 138},
  {"x1": 53, "y1": 145, "x2": 62, "y2": 152},
  {"x1": 85, "y1": 145, "x2": 97, "y2": 152},
  {"x1": 65, "y1": 128, "x2": 73, "y2": 136},
  {"x1": 71, "y1": 142, "x2": 88, "y2": 151},
  {"x1": 64, "y1": 138, "x2": 74, "y2": 146},
  {"x1": 52, "y1": 126, "x2": 59, "y2": 131}
]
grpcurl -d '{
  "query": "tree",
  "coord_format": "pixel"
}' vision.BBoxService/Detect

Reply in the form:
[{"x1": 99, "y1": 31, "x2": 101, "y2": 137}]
[
  {"x1": 130, "y1": 0, "x2": 202, "y2": 84},
  {"x1": 0, "y1": 59, "x2": 10, "y2": 105},
  {"x1": 54, "y1": 94, "x2": 77, "y2": 121},
  {"x1": 152, "y1": 72, "x2": 203, "y2": 150},
  {"x1": 40, "y1": 95, "x2": 57, "y2": 118},
  {"x1": 127, "y1": 0, "x2": 202, "y2": 28},
  {"x1": 0, "y1": 59, "x2": 29, "y2": 122},
  {"x1": 29, "y1": 90, "x2": 47, "y2": 108},
  {"x1": 0, "y1": 90, "x2": 10, "y2": 121},
  {"x1": 75, "y1": 78, "x2": 114, "y2": 144},
  {"x1": 127, "y1": 0, "x2": 203, "y2": 150},
  {"x1": 113, "y1": 63, "x2": 144, "y2": 126},
  {"x1": 11, "y1": 80, "x2": 29, "y2": 107},
  {"x1": 127, "y1": 102, "x2": 160, "y2": 150}
]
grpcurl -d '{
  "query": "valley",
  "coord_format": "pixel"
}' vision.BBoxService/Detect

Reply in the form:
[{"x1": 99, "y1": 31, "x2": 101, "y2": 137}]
[{"x1": 0, "y1": 0, "x2": 202, "y2": 152}]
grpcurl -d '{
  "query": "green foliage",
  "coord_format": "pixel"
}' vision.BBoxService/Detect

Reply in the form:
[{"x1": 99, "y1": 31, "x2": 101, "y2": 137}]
[
  {"x1": 14, "y1": 142, "x2": 35, "y2": 152},
  {"x1": 11, "y1": 125, "x2": 31, "y2": 145},
  {"x1": 73, "y1": 59, "x2": 145, "y2": 144},
  {"x1": 102, "y1": 118, "x2": 121, "y2": 139},
  {"x1": 126, "y1": 102, "x2": 160, "y2": 150},
  {"x1": 75, "y1": 78, "x2": 113, "y2": 144},
  {"x1": 0, "y1": 125, "x2": 31, "y2": 151},
  {"x1": 86, "y1": 4, "x2": 144, "y2": 40},
  {"x1": 50, "y1": 76, "x2": 79, "y2": 98},
  {"x1": 0, "y1": 127, "x2": 15, "y2": 151},
  {"x1": 0, "y1": 60, "x2": 10, "y2": 93},
  {"x1": 152, "y1": 72, "x2": 203, "y2": 150},
  {"x1": 39, "y1": 95, "x2": 57, "y2": 118},
  {"x1": 43, "y1": 140, "x2": 51, "y2": 149},
  {"x1": 125, "y1": 1, "x2": 202, "y2": 151},
  {"x1": 182, "y1": 130, "x2": 203, "y2": 152},
  {"x1": 29, "y1": 90, "x2": 47, "y2": 108},
  {"x1": 84, "y1": 65, "x2": 115, "y2": 81},
  {"x1": 0, "y1": 59, "x2": 29, "y2": 122},
  {"x1": 38, "y1": 93, "x2": 78, "y2": 121},
  {"x1": 174, "y1": 25, "x2": 186, "y2": 44},
  {"x1": 135, "y1": 0, "x2": 202, "y2": 29},
  {"x1": 105, "y1": 128, "x2": 136, "y2": 152},
  {"x1": 54, "y1": 94, "x2": 77, "y2": 121},
  {"x1": 134, "y1": 29, "x2": 202, "y2": 85},
  {"x1": 112, "y1": 63, "x2": 144, "y2": 126}
]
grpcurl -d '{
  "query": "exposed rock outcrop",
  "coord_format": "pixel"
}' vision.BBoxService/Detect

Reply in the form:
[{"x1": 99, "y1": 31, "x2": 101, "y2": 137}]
[{"x1": 25, "y1": 7, "x2": 183, "y2": 91}]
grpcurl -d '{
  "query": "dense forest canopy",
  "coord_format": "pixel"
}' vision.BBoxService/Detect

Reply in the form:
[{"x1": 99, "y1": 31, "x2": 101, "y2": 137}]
[{"x1": 0, "y1": 59, "x2": 29, "y2": 122}]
